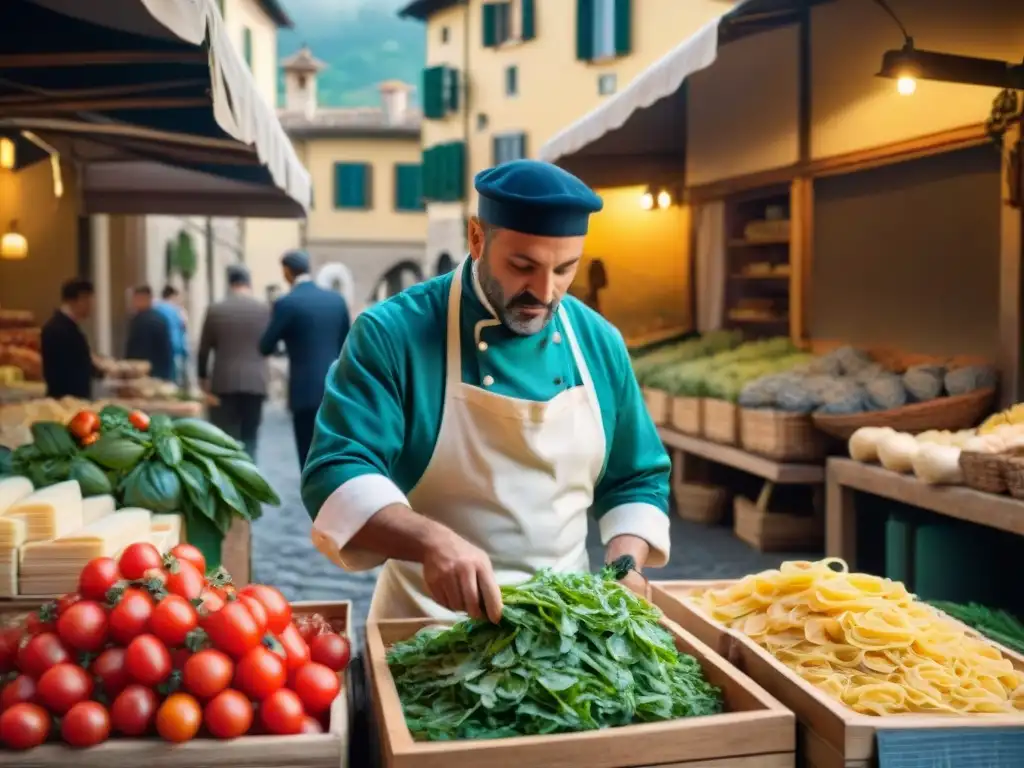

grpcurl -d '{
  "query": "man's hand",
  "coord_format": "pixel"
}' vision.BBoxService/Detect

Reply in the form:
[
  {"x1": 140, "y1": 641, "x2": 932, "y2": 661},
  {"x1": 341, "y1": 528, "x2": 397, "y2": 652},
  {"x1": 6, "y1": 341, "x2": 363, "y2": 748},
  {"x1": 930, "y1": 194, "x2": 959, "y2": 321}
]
[
  {"x1": 606, "y1": 534, "x2": 652, "y2": 600},
  {"x1": 422, "y1": 528, "x2": 503, "y2": 624}
]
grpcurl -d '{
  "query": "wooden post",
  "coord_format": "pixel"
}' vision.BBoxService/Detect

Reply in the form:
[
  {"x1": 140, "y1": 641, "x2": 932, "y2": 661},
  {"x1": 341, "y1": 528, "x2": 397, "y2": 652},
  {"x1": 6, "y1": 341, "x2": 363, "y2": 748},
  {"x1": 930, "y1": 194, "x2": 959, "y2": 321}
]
[{"x1": 998, "y1": 122, "x2": 1023, "y2": 407}]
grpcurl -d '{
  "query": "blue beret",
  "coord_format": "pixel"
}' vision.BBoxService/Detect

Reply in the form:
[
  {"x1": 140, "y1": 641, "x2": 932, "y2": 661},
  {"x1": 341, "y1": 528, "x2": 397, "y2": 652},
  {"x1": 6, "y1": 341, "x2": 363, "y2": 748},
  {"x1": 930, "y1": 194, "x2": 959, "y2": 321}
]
[
  {"x1": 281, "y1": 250, "x2": 310, "y2": 274},
  {"x1": 475, "y1": 160, "x2": 603, "y2": 237}
]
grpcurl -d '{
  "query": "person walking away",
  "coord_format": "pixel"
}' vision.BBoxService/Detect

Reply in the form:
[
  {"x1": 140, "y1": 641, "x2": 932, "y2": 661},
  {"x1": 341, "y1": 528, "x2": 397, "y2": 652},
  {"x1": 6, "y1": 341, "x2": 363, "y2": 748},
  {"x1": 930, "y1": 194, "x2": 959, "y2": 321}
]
[
  {"x1": 125, "y1": 285, "x2": 174, "y2": 382},
  {"x1": 40, "y1": 278, "x2": 102, "y2": 399},
  {"x1": 155, "y1": 286, "x2": 189, "y2": 386},
  {"x1": 259, "y1": 251, "x2": 350, "y2": 469},
  {"x1": 197, "y1": 265, "x2": 271, "y2": 460}
]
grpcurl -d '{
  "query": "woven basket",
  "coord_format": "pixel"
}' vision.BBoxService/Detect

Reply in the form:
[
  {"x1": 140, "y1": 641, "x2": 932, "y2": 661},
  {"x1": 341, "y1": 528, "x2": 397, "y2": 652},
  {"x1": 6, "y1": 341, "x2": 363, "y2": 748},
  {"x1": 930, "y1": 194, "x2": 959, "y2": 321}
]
[
  {"x1": 642, "y1": 387, "x2": 670, "y2": 426},
  {"x1": 739, "y1": 408, "x2": 828, "y2": 462},
  {"x1": 670, "y1": 397, "x2": 703, "y2": 435},
  {"x1": 673, "y1": 482, "x2": 728, "y2": 524},
  {"x1": 958, "y1": 450, "x2": 1009, "y2": 494},
  {"x1": 703, "y1": 399, "x2": 739, "y2": 445},
  {"x1": 1003, "y1": 455, "x2": 1024, "y2": 500},
  {"x1": 812, "y1": 388, "x2": 996, "y2": 441}
]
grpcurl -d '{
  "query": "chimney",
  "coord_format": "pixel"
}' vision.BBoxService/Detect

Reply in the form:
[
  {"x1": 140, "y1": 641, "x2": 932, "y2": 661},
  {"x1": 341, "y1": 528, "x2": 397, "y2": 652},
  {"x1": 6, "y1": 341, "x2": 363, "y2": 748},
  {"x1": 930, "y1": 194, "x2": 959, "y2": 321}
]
[
  {"x1": 378, "y1": 81, "x2": 412, "y2": 125},
  {"x1": 281, "y1": 45, "x2": 327, "y2": 120}
]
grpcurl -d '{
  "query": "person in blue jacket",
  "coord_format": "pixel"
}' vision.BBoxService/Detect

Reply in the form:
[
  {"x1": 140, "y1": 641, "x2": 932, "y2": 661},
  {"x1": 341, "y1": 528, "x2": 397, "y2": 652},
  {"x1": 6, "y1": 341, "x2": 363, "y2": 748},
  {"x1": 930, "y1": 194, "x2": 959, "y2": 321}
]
[
  {"x1": 259, "y1": 251, "x2": 350, "y2": 468},
  {"x1": 302, "y1": 159, "x2": 671, "y2": 624}
]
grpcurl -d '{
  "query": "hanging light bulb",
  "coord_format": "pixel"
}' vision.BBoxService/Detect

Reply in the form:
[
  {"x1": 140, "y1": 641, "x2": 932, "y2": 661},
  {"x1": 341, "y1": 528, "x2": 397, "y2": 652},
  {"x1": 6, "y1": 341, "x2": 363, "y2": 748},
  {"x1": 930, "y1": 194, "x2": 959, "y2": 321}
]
[
  {"x1": 1, "y1": 220, "x2": 28, "y2": 260},
  {"x1": 896, "y1": 74, "x2": 917, "y2": 95},
  {"x1": 657, "y1": 189, "x2": 672, "y2": 209},
  {"x1": 640, "y1": 189, "x2": 654, "y2": 210},
  {"x1": 0, "y1": 138, "x2": 14, "y2": 170}
]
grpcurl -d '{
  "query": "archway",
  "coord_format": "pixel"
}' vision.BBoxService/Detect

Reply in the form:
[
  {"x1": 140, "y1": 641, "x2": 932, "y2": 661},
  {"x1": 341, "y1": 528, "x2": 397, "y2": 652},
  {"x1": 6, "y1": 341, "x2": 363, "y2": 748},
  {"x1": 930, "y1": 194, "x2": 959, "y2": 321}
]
[
  {"x1": 435, "y1": 252, "x2": 455, "y2": 275},
  {"x1": 370, "y1": 260, "x2": 423, "y2": 303}
]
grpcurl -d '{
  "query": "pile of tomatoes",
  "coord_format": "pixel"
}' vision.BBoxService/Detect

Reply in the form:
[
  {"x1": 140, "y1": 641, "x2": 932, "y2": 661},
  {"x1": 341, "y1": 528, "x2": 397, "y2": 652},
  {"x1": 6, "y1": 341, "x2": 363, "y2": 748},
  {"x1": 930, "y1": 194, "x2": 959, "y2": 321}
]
[{"x1": 0, "y1": 542, "x2": 351, "y2": 750}]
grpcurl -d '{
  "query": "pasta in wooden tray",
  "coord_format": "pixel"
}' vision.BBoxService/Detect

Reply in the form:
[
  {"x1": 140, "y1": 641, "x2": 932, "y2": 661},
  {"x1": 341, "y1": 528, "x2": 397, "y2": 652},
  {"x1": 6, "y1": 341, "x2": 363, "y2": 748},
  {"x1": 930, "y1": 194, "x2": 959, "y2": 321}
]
[{"x1": 692, "y1": 558, "x2": 1024, "y2": 716}]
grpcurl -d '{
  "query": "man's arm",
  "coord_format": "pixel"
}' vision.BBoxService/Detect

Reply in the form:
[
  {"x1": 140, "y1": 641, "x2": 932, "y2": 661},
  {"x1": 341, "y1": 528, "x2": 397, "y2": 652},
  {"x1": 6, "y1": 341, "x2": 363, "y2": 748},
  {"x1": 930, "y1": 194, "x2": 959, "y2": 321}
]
[
  {"x1": 258, "y1": 300, "x2": 288, "y2": 357},
  {"x1": 196, "y1": 309, "x2": 214, "y2": 384}
]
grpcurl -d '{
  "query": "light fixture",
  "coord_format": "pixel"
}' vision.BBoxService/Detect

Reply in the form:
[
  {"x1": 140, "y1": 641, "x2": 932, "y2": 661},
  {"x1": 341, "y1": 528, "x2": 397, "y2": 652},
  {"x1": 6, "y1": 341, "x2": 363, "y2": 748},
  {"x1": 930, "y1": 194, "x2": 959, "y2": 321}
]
[
  {"x1": 640, "y1": 188, "x2": 655, "y2": 210},
  {"x1": 877, "y1": 39, "x2": 1024, "y2": 91},
  {"x1": 896, "y1": 74, "x2": 917, "y2": 96},
  {"x1": 657, "y1": 189, "x2": 672, "y2": 209},
  {"x1": 0, "y1": 220, "x2": 27, "y2": 260},
  {"x1": 0, "y1": 138, "x2": 13, "y2": 170}
]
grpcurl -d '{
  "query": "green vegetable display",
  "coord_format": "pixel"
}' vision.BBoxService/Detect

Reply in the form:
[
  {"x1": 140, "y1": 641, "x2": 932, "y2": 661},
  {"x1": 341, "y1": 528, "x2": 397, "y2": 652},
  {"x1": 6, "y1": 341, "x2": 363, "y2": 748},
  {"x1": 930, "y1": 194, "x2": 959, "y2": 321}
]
[
  {"x1": 929, "y1": 601, "x2": 1024, "y2": 655},
  {"x1": 387, "y1": 562, "x2": 723, "y2": 741},
  {"x1": 644, "y1": 337, "x2": 800, "y2": 398},
  {"x1": 632, "y1": 330, "x2": 741, "y2": 386}
]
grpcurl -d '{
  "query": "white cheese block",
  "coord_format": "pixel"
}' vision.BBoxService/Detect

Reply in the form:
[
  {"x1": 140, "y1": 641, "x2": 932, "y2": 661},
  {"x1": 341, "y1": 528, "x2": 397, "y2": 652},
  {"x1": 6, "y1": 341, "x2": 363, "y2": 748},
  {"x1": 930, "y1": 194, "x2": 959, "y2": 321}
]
[
  {"x1": 82, "y1": 495, "x2": 116, "y2": 525},
  {"x1": 5, "y1": 480, "x2": 84, "y2": 541},
  {"x1": 0, "y1": 516, "x2": 27, "y2": 548},
  {"x1": 0, "y1": 476, "x2": 33, "y2": 514},
  {"x1": 151, "y1": 513, "x2": 183, "y2": 548},
  {"x1": 20, "y1": 507, "x2": 152, "y2": 567}
]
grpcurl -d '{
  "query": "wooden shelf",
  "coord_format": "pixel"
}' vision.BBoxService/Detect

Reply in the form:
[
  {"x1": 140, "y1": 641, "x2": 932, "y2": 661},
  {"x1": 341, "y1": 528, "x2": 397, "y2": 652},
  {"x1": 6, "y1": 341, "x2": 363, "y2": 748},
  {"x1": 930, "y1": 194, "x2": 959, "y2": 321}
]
[
  {"x1": 730, "y1": 273, "x2": 791, "y2": 281},
  {"x1": 728, "y1": 237, "x2": 790, "y2": 247},
  {"x1": 658, "y1": 427, "x2": 824, "y2": 484},
  {"x1": 728, "y1": 315, "x2": 789, "y2": 325}
]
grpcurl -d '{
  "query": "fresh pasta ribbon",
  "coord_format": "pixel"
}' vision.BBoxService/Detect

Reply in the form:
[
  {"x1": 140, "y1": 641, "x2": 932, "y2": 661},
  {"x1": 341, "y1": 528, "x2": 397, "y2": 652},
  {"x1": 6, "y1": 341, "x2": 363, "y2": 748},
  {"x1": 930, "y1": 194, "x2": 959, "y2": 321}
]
[{"x1": 692, "y1": 558, "x2": 1024, "y2": 716}]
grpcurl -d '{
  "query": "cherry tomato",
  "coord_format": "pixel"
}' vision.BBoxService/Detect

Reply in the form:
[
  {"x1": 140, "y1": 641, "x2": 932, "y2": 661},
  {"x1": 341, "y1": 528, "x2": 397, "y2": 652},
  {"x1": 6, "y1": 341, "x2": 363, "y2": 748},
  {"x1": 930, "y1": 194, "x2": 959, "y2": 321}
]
[
  {"x1": 118, "y1": 542, "x2": 163, "y2": 581},
  {"x1": 125, "y1": 635, "x2": 172, "y2": 687},
  {"x1": 169, "y1": 544, "x2": 206, "y2": 576},
  {"x1": 56, "y1": 593, "x2": 82, "y2": 616},
  {"x1": 202, "y1": 602, "x2": 261, "y2": 658},
  {"x1": 110, "y1": 685, "x2": 158, "y2": 737},
  {"x1": 275, "y1": 622, "x2": 311, "y2": 672},
  {"x1": 25, "y1": 611, "x2": 54, "y2": 636},
  {"x1": 204, "y1": 688, "x2": 253, "y2": 739},
  {"x1": 210, "y1": 583, "x2": 236, "y2": 601},
  {"x1": 238, "y1": 594, "x2": 269, "y2": 637},
  {"x1": 259, "y1": 688, "x2": 304, "y2": 735},
  {"x1": 80, "y1": 432, "x2": 100, "y2": 447},
  {"x1": 197, "y1": 588, "x2": 225, "y2": 614},
  {"x1": 310, "y1": 632, "x2": 351, "y2": 672},
  {"x1": 150, "y1": 595, "x2": 199, "y2": 647},
  {"x1": 182, "y1": 649, "x2": 234, "y2": 699},
  {"x1": 300, "y1": 715, "x2": 324, "y2": 734},
  {"x1": 294, "y1": 613, "x2": 332, "y2": 644},
  {"x1": 0, "y1": 627, "x2": 22, "y2": 674},
  {"x1": 68, "y1": 410, "x2": 100, "y2": 440},
  {"x1": 142, "y1": 567, "x2": 168, "y2": 590},
  {"x1": 108, "y1": 588, "x2": 154, "y2": 645},
  {"x1": 128, "y1": 410, "x2": 151, "y2": 432},
  {"x1": 239, "y1": 585, "x2": 291, "y2": 634},
  {"x1": 156, "y1": 692, "x2": 202, "y2": 743},
  {"x1": 37, "y1": 663, "x2": 94, "y2": 715},
  {"x1": 62, "y1": 700, "x2": 111, "y2": 748},
  {"x1": 91, "y1": 648, "x2": 130, "y2": 699},
  {"x1": 0, "y1": 675, "x2": 36, "y2": 711},
  {"x1": 18, "y1": 632, "x2": 70, "y2": 678},
  {"x1": 56, "y1": 600, "x2": 108, "y2": 652},
  {"x1": 165, "y1": 559, "x2": 204, "y2": 601},
  {"x1": 291, "y1": 662, "x2": 340, "y2": 714},
  {"x1": 234, "y1": 645, "x2": 286, "y2": 701},
  {"x1": 78, "y1": 557, "x2": 121, "y2": 602},
  {"x1": 0, "y1": 702, "x2": 50, "y2": 750}
]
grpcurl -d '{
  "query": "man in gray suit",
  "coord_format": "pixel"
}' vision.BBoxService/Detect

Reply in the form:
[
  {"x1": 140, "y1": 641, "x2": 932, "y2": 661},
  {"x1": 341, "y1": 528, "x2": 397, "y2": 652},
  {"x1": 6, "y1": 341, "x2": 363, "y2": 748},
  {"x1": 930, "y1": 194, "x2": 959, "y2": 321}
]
[{"x1": 197, "y1": 265, "x2": 271, "y2": 460}]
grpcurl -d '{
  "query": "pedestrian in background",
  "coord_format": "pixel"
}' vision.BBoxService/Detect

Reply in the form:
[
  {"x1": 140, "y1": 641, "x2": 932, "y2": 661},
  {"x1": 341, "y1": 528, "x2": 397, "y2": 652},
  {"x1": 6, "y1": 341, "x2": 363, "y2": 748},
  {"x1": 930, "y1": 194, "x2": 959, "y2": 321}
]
[
  {"x1": 260, "y1": 251, "x2": 350, "y2": 469},
  {"x1": 125, "y1": 285, "x2": 174, "y2": 382},
  {"x1": 155, "y1": 285, "x2": 189, "y2": 386},
  {"x1": 41, "y1": 278, "x2": 101, "y2": 399},
  {"x1": 197, "y1": 265, "x2": 271, "y2": 460}
]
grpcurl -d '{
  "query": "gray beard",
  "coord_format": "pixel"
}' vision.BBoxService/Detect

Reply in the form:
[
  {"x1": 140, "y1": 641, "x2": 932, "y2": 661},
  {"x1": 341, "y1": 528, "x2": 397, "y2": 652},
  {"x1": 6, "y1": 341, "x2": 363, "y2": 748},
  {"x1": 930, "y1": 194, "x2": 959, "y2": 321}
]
[{"x1": 478, "y1": 258, "x2": 556, "y2": 336}]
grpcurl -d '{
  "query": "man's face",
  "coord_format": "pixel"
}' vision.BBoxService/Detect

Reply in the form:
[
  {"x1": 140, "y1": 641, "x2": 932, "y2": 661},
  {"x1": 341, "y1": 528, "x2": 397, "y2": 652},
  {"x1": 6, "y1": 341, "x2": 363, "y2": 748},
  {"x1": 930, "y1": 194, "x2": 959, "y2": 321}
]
[
  {"x1": 131, "y1": 293, "x2": 151, "y2": 313},
  {"x1": 469, "y1": 219, "x2": 583, "y2": 336},
  {"x1": 73, "y1": 294, "x2": 95, "y2": 320}
]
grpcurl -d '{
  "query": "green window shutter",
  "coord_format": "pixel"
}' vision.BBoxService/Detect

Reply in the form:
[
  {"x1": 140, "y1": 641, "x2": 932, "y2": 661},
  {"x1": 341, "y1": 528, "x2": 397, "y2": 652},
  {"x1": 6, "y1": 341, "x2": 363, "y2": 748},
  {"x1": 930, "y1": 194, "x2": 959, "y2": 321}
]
[
  {"x1": 521, "y1": 0, "x2": 536, "y2": 41},
  {"x1": 444, "y1": 67, "x2": 460, "y2": 112},
  {"x1": 422, "y1": 147, "x2": 436, "y2": 201},
  {"x1": 482, "y1": 3, "x2": 497, "y2": 47},
  {"x1": 334, "y1": 163, "x2": 369, "y2": 209},
  {"x1": 576, "y1": 0, "x2": 595, "y2": 61},
  {"x1": 613, "y1": 0, "x2": 631, "y2": 56},
  {"x1": 242, "y1": 27, "x2": 253, "y2": 68},
  {"x1": 422, "y1": 66, "x2": 445, "y2": 119},
  {"x1": 395, "y1": 164, "x2": 424, "y2": 211},
  {"x1": 452, "y1": 142, "x2": 466, "y2": 200}
]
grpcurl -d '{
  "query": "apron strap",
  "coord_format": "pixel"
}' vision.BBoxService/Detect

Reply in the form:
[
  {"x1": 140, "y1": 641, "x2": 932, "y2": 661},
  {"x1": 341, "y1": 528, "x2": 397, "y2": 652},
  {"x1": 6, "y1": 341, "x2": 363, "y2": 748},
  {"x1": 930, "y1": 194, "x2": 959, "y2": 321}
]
[
  {"x1": 445, "y1": 259, "x2": 467, "y2": 387},
  {"x1": 558, "y1": 305, "x2": 602, "y2": 422}
]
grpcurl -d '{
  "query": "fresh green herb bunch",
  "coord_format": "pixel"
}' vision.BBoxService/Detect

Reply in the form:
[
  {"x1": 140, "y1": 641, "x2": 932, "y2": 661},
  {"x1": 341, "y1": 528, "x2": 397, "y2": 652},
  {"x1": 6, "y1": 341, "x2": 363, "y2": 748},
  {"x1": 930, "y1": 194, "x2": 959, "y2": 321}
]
[{"x1": 387, "y1": 563, "x2": 723, "y2": 741}]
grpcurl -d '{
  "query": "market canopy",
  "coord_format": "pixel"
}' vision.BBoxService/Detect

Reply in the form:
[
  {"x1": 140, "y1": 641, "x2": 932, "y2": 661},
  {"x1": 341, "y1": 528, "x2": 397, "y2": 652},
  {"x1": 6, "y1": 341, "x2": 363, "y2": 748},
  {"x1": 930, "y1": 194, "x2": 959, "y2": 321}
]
[{"x1": 0, "y1": 0, "x2": 310, "y2": 218}]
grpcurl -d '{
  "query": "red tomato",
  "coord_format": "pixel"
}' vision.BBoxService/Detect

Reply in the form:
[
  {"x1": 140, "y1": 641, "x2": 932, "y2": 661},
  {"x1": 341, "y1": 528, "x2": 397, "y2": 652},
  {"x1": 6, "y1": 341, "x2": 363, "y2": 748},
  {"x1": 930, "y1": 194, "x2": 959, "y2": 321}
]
[
  {"x1": 291, "y1": 662, "x2": 340, "y2": 714},
  {"x1": 275, "y1": 623, "x2": 311, "y2": 672},
  {"x1": 156, "y1": 692, "x2": 202, "y2": 743},
  {"x1": 142, "y1": 567, "x2": 168, "y2": 590},
  {"x1": 118, "y1": 542, "x2": 163, "y2": 581},
  {"x1": 202, "y1": 602, "x2": 261, "y2": 658},
  {"x1": 37, "y1": 663, "x2": 94, "y2": 716},
  {"x1": 0, "y1": 627, "x2": 22, "y2": 674},
  {"x1": 259, "y1": 688, "x2": 304, "y2": 735},
  {"x1": 25, "y1": 611, "x2": 54, "y2": 636},
  {"x1": 294, "y1": 613, "x2": 332, "y2": 644},
  {"x1": 197, "y1": 588, "x2": 225, "y2": 614},
  {"x1": 204, "y1": 689, "x2": 253, "y2": 739},
  {"x1": 17, "y1": 632, "x2": 70, "y2": 678},
  {"x1": 124, "y1": 635, "x2": 172, "y2": 687},
  {"x1": 149, "y1": 595, "x2": 199, "y2": 647},
  {"x1": 78, "y1": 557, "x2": 121, "y2": 602},
  {"x1": 300, "y1": 715, "x2": 324, "y2": 734},
  {"x1": 108, "y1": 588, "x2": 154, "y2": 645},
  {"x1": 110, "y1": 685, "x2": 158, "y2": 737},
  {"x1": 310, "y1": 632, "x2": 351, "y2": 672},
  {"x1": 91, "y1": 648, "x2": 130, "y2": 699},
  {"x1": 182, "y1": 649, "x2": 234, "y2": 700},
  {"x1": 165, "y1": 559, "x2": 204, "y2": 601},
  {"x1": 238, "y1": 595, "x2": 269, "y2": 637},
  {"x1": 234, "y1": 645, "x2": 286, "y2": 701},
  {"x1": 0, "y1": 702, "x2": 50, "y2": 750},
  {"x1": 56, "y1": 600, "x2": 108, "y2": 652},
  {"x1": 56, "y1": 593, "x2": 81, "y2": 616},
  {"x1": 169, "y1": 544, "x2": 206, "y2": 576},
  {"x1": 68, "y1": 410, "x2": 100, "y2": 440},
  {"x1": 62, "y1": 700, "x2": 111, "y2": 748},
  {"x1": 239, "y1": 585, "x2": 291, "y2": 634},
  {"x1": 128, "y1": 410, "x2": 151, "y2": 432},
  {"x1": 0, "y1": 675, "x2": 36, "y2": 711}
]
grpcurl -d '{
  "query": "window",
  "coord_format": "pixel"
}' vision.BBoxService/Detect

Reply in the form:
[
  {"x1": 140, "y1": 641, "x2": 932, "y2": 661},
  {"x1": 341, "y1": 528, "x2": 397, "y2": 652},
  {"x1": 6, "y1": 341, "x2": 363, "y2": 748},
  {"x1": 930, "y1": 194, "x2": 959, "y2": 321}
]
[
  {"x1": 422, "y1": 65, "x2": 459, "y2": 119},
  {"x1": 333, "y1": 163, "x2": 371, "y2": 209},
  {"x1": 493, "y1": 133, "x2": 527, "y2": 165},
  {"x1": 592, "y1": 0, "x2": 615, "y2": 59},
  {"x1": 505, "y1": 66, "x2": 518, "y2": 97},
  {"x1": 242, "y1": 27, "x2": 253, "y2": 68},
  {"x1": 576, "y1": 0, "x2": 630, "y2": 61},
  {"x1": 476, "y1": 113, "x2": 489, "y2": 131},
  {"x1": 423, "y1": 142, "x2": 466, "y2": 202},
  {"x1": 394, "y1": 164, "x2": 424, "y2": 211},
  {"x1": 598, "y1": 73, "x2": 617, "y2": 95},
  {"x1": 482, "y1": 0, "x2": 535, "y2": 47},
  {"x1": 441, "y1": 26, "x2": 450, "y2": 43}
]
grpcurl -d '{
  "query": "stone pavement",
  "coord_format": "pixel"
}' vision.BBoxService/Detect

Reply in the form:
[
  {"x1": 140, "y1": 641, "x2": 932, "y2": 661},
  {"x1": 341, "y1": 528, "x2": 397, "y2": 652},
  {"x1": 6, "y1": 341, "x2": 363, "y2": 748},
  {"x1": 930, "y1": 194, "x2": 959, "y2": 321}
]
[{"x1": 251, "y1": 403, "x2": 820, "y2": 647}]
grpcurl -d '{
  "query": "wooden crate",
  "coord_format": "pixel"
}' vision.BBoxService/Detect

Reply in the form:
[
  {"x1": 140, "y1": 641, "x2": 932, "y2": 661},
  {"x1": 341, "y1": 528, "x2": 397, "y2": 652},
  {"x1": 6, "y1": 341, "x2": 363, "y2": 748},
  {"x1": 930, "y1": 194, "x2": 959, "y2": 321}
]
[
  {"x1": 643, "y1": 387, "x2": 671, "y2": 426},
  {"x1": 366, "y1": 617, "x2": 796, "y2": 768},
  {"x1": 650, "y1": 581, "x2": 1024, "y2": 768},
  {"x1": 0, "y1": 600, "x2": 353, "y2": 768}
]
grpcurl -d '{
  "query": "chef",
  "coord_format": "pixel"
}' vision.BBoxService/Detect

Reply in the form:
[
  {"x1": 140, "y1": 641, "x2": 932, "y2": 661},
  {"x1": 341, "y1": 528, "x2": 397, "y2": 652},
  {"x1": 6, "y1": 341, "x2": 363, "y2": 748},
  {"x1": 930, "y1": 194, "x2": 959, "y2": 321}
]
[{"x1": 302, "y1": 159, "x2": 671, "y2": 623}]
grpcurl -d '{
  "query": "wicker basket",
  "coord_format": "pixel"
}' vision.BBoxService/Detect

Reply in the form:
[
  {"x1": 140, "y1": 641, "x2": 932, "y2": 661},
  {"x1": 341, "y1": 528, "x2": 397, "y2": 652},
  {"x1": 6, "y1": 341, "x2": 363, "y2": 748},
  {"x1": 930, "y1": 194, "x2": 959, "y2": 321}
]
[
  {"x1": 673, "y1": 482, "x2": 728, "y2": 524},
  {"x1": 670, "y1": 397, "x2": 703, "y2": 435},
  {"x1": 703, "y1": 399, "x2": 739, "y2": 445},
  {"x1": 739, "y1": 408, "x2": 828, "y2": 462},
  {"x1": 811, "y1": 388, "x2": 996, "y2": 440},
  {"x1": 1002, "y1": 453, "x2": 1024, "y2": 500},
  {"x1": 642, "y1": 387, "x2": 670, "y2": 426},
  {"x1": 958, "y1": 450, "x2": 1009, "y2": 494}
]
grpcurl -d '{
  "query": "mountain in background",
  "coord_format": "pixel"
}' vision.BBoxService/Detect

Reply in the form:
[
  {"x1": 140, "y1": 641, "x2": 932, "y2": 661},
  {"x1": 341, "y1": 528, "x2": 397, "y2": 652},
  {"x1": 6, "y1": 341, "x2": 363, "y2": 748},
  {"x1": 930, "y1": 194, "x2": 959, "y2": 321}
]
[{"x1": 277, "y1": 0, "x2": 426, "y2": 108}]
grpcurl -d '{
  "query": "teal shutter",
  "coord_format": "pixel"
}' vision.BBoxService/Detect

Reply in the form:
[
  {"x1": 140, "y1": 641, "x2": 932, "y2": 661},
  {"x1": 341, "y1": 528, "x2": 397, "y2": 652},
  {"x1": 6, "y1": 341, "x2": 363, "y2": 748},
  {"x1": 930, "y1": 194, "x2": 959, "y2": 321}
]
[
  {"x1": 395, "y1": 164, "x2": 423, "y2": 211},
  {"x1": 422, "y1": 147, "x2": 436, "y2": 200},
  {"x1": 422, "y1": 66, "x2": 446, "y2": 119},
  {"x1": 576, "y1": 0, "x2": 594, "y2": 61},
  {"x1": 444, "y1": 68, "x2": 460, "y2": 112},
  {"x1": 334, "y1": 163, "x2": 369, "y2": 208},
  {"x1": 613, "y1": 0, "x2": 631, "y2": 55},
  {"x1": 521, "y1": 0, "x2": 536, "y2": 40},
  {"x1": 482, "y1": 3, "x2": 497, "y2": 47},
  {"x1": 451, "y1": 142, "x2": 465, "y2": 201}
]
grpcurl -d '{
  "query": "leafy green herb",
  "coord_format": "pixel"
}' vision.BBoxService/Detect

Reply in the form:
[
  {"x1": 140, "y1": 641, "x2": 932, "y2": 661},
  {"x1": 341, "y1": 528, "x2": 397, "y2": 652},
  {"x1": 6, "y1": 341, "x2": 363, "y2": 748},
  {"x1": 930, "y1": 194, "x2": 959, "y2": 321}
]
[
  {"x1": 387, "y1": 565, "x2": 723, "y2": 741},
  {"x1": 930, "y1": 601, "x2": 1024, "y2": 654}
]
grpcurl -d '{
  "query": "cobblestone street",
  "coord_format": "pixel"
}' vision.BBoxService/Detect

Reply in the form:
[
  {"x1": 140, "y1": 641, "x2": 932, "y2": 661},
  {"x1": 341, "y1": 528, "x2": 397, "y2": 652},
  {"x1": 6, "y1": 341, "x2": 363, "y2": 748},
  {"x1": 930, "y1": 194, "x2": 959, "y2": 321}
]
[{"x1": 252, "y1": 403, "x2": 820, "y2": 647}]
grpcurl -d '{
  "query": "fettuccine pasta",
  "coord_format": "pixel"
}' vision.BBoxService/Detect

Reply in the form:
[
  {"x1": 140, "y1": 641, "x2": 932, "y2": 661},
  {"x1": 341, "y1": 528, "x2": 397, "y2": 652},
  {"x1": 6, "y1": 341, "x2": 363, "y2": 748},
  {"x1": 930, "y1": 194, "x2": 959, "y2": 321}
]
[{"x1": 694, "y1": 558, "x2": 1024, "y2": 716}]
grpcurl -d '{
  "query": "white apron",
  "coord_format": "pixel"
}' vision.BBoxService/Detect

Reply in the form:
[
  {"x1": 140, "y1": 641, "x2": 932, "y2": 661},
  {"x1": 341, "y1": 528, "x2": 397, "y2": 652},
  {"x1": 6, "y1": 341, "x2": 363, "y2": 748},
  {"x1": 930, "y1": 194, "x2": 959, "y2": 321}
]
[{"x1": 367, "y1": 260, "x2": 606, "y2": 621}]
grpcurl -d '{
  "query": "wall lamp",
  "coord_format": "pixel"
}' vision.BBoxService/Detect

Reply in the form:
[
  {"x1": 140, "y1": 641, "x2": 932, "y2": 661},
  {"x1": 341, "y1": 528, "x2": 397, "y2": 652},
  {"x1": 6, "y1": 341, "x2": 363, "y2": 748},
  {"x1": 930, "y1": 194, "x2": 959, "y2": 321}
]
[
  {"x1": 640, "y1": 185, "x2": 679, "y2": 211},
  {"x1": 877, "y1": 39, "x2": 1024, "y2": 95}
]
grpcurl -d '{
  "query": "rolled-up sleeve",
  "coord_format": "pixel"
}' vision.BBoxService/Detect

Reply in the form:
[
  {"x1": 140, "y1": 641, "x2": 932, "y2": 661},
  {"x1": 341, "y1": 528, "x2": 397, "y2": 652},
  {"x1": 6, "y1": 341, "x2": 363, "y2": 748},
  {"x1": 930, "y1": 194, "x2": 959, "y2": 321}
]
[
  {"x1": 301, "y1": 313, "x2": 407, "y2": 571},
  {"x1": 592, "y1": 337, "x2": 672, "y2": 568}
]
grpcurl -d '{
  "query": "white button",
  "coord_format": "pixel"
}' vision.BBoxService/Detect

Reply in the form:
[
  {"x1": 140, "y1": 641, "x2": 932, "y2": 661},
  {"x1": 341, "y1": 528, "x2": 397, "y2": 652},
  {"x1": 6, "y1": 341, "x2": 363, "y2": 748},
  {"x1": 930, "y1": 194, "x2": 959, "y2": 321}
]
[
  {"x1": 552, "y1": 332, "x2": 562, "y2": 345},
  {"x1": 483, "y1": 375, "x2": 495, "y2": 387},
  {"x1": 478, "y1": 341, "x2": 488, "y2": 352}
]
